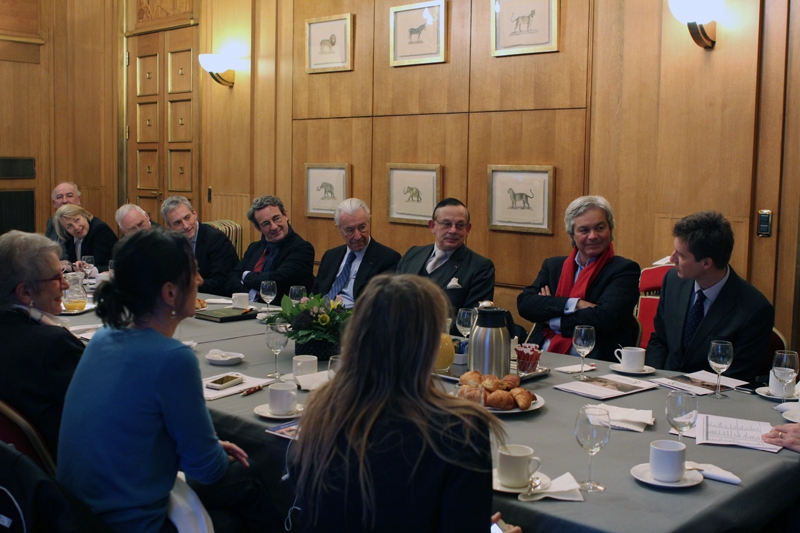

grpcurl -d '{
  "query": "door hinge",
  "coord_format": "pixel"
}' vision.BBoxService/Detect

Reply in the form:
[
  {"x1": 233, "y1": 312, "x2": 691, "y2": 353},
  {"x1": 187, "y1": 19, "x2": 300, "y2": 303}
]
[
  {"x1": 125, "y1": 51, "x2": 129, "y2": 66},
  {"x1": 125, "y1": 125, "x2": 129, "y2": 140}
]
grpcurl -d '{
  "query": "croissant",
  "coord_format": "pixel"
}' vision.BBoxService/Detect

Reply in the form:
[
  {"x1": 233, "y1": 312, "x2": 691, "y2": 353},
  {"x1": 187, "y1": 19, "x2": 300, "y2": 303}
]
[
  {"x1": 486, "y1": 390, "x2": 515, "y2": 410},
  {"x1": 481, "y1": 377, "x2": 506, "y2": 392},
  {"x1": 510, "y1": 387, "x2": 534, "y2": 410},
  {"x1": 501, "y1": 374, "x2": 521, "y2": 389},
  {"x1": 195, "y1": 298, "x2": 207, "y2": 310},
  {"x1": 459, "y1": 371, "x2": 482, "y2": 385}
]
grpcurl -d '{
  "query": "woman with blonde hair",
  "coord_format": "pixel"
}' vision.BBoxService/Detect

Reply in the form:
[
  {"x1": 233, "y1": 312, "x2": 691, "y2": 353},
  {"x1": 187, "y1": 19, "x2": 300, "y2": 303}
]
[
  {"x1": 290, "y1": 273, "x2": 506, "y2": 532},
  {"x1": 54, "y1": 203, "x2": 117, "y2": 272}
]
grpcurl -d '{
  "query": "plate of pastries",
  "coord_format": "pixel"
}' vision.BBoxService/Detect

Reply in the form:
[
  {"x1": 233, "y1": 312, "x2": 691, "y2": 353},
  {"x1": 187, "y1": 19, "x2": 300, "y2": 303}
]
[
  {"x1": 457, "y1": 371, "x2": 544, "y2": 413},
  {"x1": 195, "y1": 298, "x2": 208, "y2": 311}
]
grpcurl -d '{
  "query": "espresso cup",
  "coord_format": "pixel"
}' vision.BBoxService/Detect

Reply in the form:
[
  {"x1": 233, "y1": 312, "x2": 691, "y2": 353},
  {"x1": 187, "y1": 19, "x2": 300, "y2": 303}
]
[
  {"x1": 649, "y1": 439, "x2": 685, "y2": 482},
  {"x1": 268, "y1": 383, "x2": 297, "y2": 415},
  {"x1": 770, "y1": 370, "x2": 796, "y2": 397},
  {"x1": 614, "y1": 347, "x2": 646, "y2": 371},
  {"x1": 497, "y1": 444, "x2": 542, "y2": 488},
  {"x1": 293, "y1": 355, "x2": 318, "y2": 378},
  {"x1": 232, "y1": 292, "x2": 250, "y2": 309}
]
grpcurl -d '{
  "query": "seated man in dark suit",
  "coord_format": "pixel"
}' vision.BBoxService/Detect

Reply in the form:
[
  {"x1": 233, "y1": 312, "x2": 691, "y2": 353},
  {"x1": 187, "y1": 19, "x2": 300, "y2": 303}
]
[
  {"x1": 161, "y1": 196, "x2": 239, "y2": 296},
  {"x1": 646, "y1": 211, "x2": 774, "y2": 382},
  {"x1": 227, "y1": 195, "x2": 315, "y2": 302},
  {"x1": 114, "y1": 203, "x2": 160, "y2": 236},
  {"x1": 312, "y1": 198, "x2": 400, "y2": 308},
  {"x1": 517, "y1": 196, "x2": 640, "y2": 361},
  {"x1": 396, "y1": 198, "x2": 494, "y2": 331}
]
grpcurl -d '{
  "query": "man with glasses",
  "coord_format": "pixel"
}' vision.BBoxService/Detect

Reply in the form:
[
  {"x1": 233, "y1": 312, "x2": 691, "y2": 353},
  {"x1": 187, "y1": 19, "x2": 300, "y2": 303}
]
[
  {"x1": 227, "y1": 195, "x2": 315, "y2": 302},
  {"x1": 397, "y1": 198, "x2": 495, "y2": 325},
  {"x1": 311, "y1": 198, "x2": 400, "y2": 308}
]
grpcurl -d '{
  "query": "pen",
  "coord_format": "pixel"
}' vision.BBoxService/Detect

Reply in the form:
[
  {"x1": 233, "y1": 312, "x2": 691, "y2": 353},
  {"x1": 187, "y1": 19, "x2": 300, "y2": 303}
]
[
  {"x1": 241, "y1": 384, "x2": 264, "y2": 396},
  {"x1": 241, "y1": 307, "x2": 252, "y2": 314}
]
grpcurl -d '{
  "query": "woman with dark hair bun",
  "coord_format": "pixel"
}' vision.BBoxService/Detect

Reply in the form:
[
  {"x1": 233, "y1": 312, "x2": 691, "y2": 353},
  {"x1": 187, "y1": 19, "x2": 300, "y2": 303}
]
[{"x1": 57, "y1": 227, "x2": 276, "y2": 533}]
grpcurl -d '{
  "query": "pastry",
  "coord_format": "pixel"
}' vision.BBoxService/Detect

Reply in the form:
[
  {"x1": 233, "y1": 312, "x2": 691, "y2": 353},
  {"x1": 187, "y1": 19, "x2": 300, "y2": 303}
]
[
  {"x1": 501, "y1": 374, "x2": 521, "y2": 389},
  {"x1": 456, "y1": 385, "x2": 484, "y2": 404},
  {"x1": 458, "y1": 371, "x2": 482, "y2": 385},
  {"x1": 510, "y1": 387, "x2": 534, "y2": 410},
  {"x1": 481, "y1": 376, "x2": 506, "y2": 392},
  {"x1": 486, "y1": 390, "x2": 515, "y2": 410},
  {"x1": 195, "y1": 298, "x2": 207, "y2": 310}
]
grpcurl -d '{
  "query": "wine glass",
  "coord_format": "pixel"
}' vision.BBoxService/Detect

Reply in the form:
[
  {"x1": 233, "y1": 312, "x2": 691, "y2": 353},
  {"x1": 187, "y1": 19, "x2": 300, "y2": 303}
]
[
  {"x1": 265, "y1": 322, "x2": 288, "y2": 378},
  {"x1": 289, "y1": 285, "x2": 306, "y2": 305},
  {"x1": 328, "y1": 355, "x2": 341, "y2": 381},
  {"x1": 572, "y1": 325, "x2": 596, "y2": 381},
  {"x1": 666, "y1": 390, "x2": 698, "y2": 442},
  {"x1": 80, "y1": 256, "x2": 95, "y2": 278},
  {"x1": 260, "y1": 280, "x2": 277, "y2": 312},
  {"x1": 452, "y1": 382, "x2": 485, "y2": 406},
  {"x1": 456, "y1": 308, "x2": 477, "y2": 338},
  {"x1": 707, "y1": 340, "x2": 734, "y2": 399},
  {"x1": 574, "y1": 406, "x2": 611, "y2": 492},
  {"x1": 772, "y1": 350, "x2": 799, "y2": 404}
]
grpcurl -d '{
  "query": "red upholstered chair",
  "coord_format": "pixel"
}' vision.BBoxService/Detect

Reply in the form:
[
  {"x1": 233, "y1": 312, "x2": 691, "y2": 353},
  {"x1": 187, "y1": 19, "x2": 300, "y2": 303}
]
[
  {"x1": 636, "y1": 296, "x2": 660, "y2": 349},
  {"x1": 0, "y1": 399, "x2": 56, "y2": 477},
  {"x1": 639, "y1": 264, "x2": 672, "y2": 295}
]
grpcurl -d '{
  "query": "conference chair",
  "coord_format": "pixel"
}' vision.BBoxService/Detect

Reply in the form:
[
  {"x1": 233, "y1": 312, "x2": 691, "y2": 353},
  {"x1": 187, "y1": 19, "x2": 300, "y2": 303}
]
[
  {"x1": 638, "y1": 264, "x2": 672, "y2": 295},
  {"x1": 635, "y1": 265, "x2": 671, "y2": 349},
  {"x1": 0, "y1": 398, "x2": 56, "y2": 477},
  {"x1": 756, "y1": 327, "x2": 789, "y2": 379},
  {"x1": 207, "y1": 220, "x2": 243, "y2": 259}
]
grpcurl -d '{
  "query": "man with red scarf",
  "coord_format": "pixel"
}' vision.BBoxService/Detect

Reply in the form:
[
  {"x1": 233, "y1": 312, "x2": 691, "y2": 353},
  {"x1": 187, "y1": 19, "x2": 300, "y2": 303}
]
[{"x1": 517, "y1": 196, "x2": 640, "y2": 361}]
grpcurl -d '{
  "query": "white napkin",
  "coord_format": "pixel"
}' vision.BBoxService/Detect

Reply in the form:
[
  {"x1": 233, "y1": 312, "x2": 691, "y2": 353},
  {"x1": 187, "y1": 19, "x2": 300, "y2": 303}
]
[
  {"x1": 518, "y1": 473, "x2": 584, "y2": 502},
  {"x1": 555, "y1": 363, "x2": 597, "y2": 374},
  {"x1": 204, "y1": 298, "x2": 232, "y2": 304},
  {"x1": 295, "y1": 371, "x2": 329, "y2": 391},
  {"x1": 685, "y1": 461, "x2": 741, "y2": 484},
  {"x1": 592, "y1": 403, "x2": 654, "y2": 432}
]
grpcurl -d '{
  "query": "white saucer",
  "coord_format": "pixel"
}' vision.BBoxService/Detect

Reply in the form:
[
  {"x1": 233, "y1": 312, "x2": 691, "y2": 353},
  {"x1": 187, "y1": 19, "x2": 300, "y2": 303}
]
[
  {"x1": 205, "y1": 351, "x2": 244, "y2": 366},
  {"x1": 253, "y1": 403, "x2": 304, "y2": 420},
  {"x1": 281, "y1": 374, "x2": 296, "y2": 383},
  {"x1": 755, "y1": 387, "x2": 799, "y2": 402},
  {"x1": 609, "y1": 364, "x2": 656, "y2": 375},
  {"x1": 492, "y1": 469, "x2": 552, "y2": 493},
  {"x1": 782, "y1": 410, "x2": 800, "y2": 423},
  {"x1": 630, "y1": 463, "x2": 703, "y2": 488}
]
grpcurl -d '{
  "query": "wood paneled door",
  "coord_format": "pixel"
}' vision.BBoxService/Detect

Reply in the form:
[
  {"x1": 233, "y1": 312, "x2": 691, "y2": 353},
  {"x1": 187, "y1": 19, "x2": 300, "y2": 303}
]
[{"x1": 126, "y1": 26, "x2": 200, "y2": 225}]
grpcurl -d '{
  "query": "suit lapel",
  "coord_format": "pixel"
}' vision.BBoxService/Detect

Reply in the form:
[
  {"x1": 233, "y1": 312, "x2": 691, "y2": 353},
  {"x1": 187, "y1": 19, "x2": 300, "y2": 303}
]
[{"x1": 326, "y1": 246, "x2": 347, "y2": 290}]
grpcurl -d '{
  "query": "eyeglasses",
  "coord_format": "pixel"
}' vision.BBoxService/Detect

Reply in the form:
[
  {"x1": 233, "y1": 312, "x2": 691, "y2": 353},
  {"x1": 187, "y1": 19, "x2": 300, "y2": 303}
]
[
  {"x1": 434, "y1": 220, "x2": 468, "y2": 231},
  {"x1": 341, "y1": 223, "x2": 369, "y2": 237},
  {"x1": 36, "y1": 272, "x2": 65, "y2": 284}
]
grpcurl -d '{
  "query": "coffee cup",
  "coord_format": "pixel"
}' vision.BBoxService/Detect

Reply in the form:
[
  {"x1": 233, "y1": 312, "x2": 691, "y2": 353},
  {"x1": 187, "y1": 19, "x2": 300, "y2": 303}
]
[
  {"x1": 268, "y1": 382, "x2": 297, "y2": 415},
  {"x1": 497, "y1": 444, "x2": 542, "y2": 488},
  {"x1": 293, "y1": 355, "x2": 318, "y2": 378},
  {"x1": 614, "y1": 347, "x2": 646, "y2": 371},
  {"x1": 649, "y1": 439, "x2": 685, "y2": 482},
  {"x1": 232, "y1": 292, "x2": 250, "y2": 309},
  {"x1": 770, "y1": 370, "x2": 796, "y2": 398}
]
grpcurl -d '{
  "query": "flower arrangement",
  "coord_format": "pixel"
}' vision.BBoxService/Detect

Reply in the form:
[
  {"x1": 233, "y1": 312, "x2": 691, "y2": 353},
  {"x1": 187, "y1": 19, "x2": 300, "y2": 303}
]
[{"x1": 267, "y1": 293, "x2": 353, "y2": 346}]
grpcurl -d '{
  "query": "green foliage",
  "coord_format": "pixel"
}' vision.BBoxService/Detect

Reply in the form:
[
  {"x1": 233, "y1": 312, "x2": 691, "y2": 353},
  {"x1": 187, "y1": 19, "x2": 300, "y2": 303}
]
[{"x1": 266, "y1": 294, "x2": 352, "y2": 345}]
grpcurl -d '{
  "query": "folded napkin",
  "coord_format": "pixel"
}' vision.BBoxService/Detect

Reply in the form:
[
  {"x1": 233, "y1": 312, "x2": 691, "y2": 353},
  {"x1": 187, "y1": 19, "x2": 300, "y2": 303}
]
[
  {"x1": 518, "y1": 473, "x2": 584, "y2": 502},
  {"x1": 295, "y1": 371, "x2": 329, "y2": 391},
  {"x1": 774, "y1": 403, "x2": 799, "y2": 414},
  {"x1": 592, "y1": 403, "x2": 654, "y2": 432},
  {"x1": 204, "y1": 298, "x2": 232, "y2": 304},
  {"x1": 182, "y1": 340, "x2": 197, "y2": 348},
  {"x1": 685, "y1": 461, "x2": 741, "y2": 485},
  {"x1": 555, "y1": 363, "x2": 596, "y2": 374}
]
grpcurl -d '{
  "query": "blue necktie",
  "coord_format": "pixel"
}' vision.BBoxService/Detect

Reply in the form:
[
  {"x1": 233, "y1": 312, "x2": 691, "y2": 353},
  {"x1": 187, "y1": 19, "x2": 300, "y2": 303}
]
[
  {"x1": 682, "y1": 290, "x2": 707, "y2": 351},
  {"x1": 328, "y1": 252, "x2": 356, "y2": 300}
]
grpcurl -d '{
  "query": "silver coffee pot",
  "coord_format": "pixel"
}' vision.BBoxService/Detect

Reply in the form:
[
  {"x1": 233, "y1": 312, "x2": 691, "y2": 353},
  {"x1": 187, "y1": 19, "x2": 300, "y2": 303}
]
[{"x1": 468, "y1": 307, "x2": 510, "y2": 376}]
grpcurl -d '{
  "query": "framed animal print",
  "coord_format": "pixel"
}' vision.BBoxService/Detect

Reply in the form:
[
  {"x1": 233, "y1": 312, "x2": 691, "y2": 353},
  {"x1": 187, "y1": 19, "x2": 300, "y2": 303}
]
[
  {"x1": 390, "y1": 0, "x2": 446, "y2": 67},
  {"x1": 306, "y1": 13, "x2": 353, "y2": 73},
  {"x1": 488, "y1": 165, "x2": 554, "y2": 234},
  {"x1": 306, "y1": 163, "x2": 350, "y2": 218},
  {"x1": 491, "y1": 0, "x2": 559, "y2": 57},
  {"x1": 387, "y1": 163, "x2": 442, "y2": 226}
]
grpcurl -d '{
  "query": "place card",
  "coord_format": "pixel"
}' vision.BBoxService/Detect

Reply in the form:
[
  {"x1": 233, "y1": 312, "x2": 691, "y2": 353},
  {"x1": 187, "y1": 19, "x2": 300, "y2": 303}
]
[{"x1": 554, "y1": 374, "x2": 658, "y2": 400}]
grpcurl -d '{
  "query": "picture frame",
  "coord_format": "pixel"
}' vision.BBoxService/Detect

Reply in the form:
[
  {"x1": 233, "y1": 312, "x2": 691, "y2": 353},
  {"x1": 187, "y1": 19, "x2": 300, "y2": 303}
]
[
  {"x1": 389, "y1": 0, "x2": 446, "y2": 67},
  {"x1": 490, "y1": 0, "x2": 559, "y2": 57},
  {"x1": 305, "y1": 13, "x2": 353, "y2": 73},
  {"x1": 305, "y1": 163, "x2": 350, "y2": 218},
  {"x1": 488, "y1": 165, "x2": 554, "y2": 234},
  {"x1": 387, "y1": 163, "x2": 442, "y2": 225}
]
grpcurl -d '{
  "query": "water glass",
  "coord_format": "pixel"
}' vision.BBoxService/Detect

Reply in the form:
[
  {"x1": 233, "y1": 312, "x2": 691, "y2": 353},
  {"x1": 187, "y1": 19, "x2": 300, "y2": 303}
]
[
  {"x1": 572, "y1": 325, "x2": 596, "y2": 381},
  {"x1": 575, "y1": 406, "x2": 610, "y2": 492},
  {"x1": 260, "y1": 280, "x2": 277, "y2": 311},
  {"x1": 328, "y1": 355, "x2": 341, "y2": 381},
  {"x1": 665, "y1": 390, "x2": 698, "y2": 441},
  {"x1": 772, "y1": 350, "x2": 799, "y2": 404},
  {"x1": 289, "y1": 285, "x2": 306, "y2": 304},
  {"x1": 707, "y1": 340, "x2": 734, "y2": 399}
]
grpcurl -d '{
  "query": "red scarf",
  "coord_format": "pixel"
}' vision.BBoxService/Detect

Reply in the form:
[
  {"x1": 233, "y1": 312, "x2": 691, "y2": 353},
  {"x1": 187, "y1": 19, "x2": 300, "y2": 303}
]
[{"x1": 544, "y1": 243, "x2": 615, "y2": 354}]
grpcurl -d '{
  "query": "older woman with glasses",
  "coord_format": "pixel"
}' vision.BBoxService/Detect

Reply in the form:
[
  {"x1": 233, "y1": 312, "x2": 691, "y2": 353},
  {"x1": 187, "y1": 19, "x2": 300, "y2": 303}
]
[
  {"x1": 0, "y1": 230, "x2": 84, "y2": 456},
  {"x1": 54, "y1": 204, "x2": 118, "y2": 273}
]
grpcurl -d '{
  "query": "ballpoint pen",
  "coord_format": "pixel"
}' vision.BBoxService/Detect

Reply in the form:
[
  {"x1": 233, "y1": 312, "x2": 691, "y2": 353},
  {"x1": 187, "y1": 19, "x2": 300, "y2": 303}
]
[{"x1": 241, "y1": 384, "x2": 265, "y2": 396}]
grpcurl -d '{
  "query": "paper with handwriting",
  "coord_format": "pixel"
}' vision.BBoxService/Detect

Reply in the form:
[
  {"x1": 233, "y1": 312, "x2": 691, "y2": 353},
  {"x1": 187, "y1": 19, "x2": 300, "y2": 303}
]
[{"x1": 696, "y1": 414, "x2": 781, "y2": 452}]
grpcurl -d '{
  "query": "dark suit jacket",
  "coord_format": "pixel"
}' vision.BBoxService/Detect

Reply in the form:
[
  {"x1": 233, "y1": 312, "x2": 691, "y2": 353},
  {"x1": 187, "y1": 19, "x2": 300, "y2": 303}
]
[
  {"x1": 45, "y1": 216, "x2": 67, "y2": 259},
  {"x1": 517, "y1": 255, "x2": 640, "y2": 362},
  {"x1": 397, "y1": 244, "x2": 495, "y2": 317},
  {"x1": 311, "y1": 238, "x2": 400, "y2": 303},
  {"x1": 646, "y1": 267, "x2": 774, "y2": 382},
  {"x1": 0, "y1": 310, "x2": 84, "y2": 455},
  {"x1": 63, "y1": 217, "x2": 118, "y2": 272},
  {"x1": 195, "y1": 223, "x2": 240, "y2": 296},
  {"x1": 227, "y1": 229, "x2": 315, "y2": 302}
]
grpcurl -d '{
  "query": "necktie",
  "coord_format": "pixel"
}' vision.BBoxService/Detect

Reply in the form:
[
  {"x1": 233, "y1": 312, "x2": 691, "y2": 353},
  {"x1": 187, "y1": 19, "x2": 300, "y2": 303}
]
[
  {"x1": 328, "y1": 252, "x2": 356, "y2": 299},
  {"x1": 682, "y1": 289, "x2": 707, "y2": 351},
  {"x1": 426, "y1": 249, "x2": 447, "y2": 274},
  {"x1": 253, "y1": 248, "x2": 268, "y2": 272}
]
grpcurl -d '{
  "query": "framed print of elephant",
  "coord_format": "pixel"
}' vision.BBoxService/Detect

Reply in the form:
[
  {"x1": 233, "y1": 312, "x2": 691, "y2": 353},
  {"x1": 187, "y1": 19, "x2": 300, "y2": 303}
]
[
  {"x1": 490, "y1": 0, "x2": 559, "y2": 57},
  {"x1": 387, "y1": 163, "x2": 442, "y2": 225},
  {"x1": 488, "y1": 165, "x2": 554, "y2": 234},
  {"x1": 306, "y1": 163, "x2": 350, "y2": 218},
  {"x1": 306, "y1": 13, "x2": 353, "y2": 73},
  {"x1": 390, "y1": 0, "x2": 446, "y2": 67}
]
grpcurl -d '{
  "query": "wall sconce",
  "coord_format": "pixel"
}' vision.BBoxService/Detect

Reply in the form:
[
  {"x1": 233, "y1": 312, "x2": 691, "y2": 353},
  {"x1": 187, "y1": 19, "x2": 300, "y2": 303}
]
[
  {"x1": 668, "y1": 0, "x2": 723, "y2": 49},
  {"x1": 198, "y1": 54, "x2": 235, "y2": 87}
]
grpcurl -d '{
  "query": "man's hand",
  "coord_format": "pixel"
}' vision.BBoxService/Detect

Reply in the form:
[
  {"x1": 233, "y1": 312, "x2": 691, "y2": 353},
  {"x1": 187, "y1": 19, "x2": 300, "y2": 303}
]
[
  {"x1": 220, "y1": 440, "x2": 250, "y2": 467},
  {"x1": 576, "y1": 299, "x2": 597, "y2": 310},
  {"x1": 538, "y1": 286, "x2": 552, "y2": 296}
]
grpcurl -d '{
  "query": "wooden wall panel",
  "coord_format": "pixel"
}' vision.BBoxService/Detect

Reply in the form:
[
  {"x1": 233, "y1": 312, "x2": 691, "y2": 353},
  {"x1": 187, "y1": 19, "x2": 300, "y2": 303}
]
[
  {"x1": 371, "y1": 113, "x2": 469, "y2": 258},
  {"x1": 0, "y1": 0, "x2": 39, "y2": 38},
  {"x1": 372, "y1": 0, "x2": 470, "y2": 116},
  {"x1": 292, "y1": 118, "x2": 373, "y2": 261},
  {"x1": 469, "y1": 0, "x2": 589, "y2": 112},
  {"x1": 293, "y1": 0, "x2": 374, "y2": 119}
]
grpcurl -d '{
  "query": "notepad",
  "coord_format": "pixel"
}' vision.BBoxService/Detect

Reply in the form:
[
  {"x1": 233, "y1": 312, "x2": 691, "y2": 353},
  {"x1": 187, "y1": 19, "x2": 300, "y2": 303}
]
[{"x1": 194, "y1": 307, "x2": 259, "y2": 323}]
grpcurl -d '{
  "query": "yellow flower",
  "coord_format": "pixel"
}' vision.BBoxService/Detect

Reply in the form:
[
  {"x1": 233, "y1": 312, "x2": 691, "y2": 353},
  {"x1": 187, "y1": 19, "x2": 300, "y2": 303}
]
[
  {"x1": 329, "y1": 298, "x2": 342, "y2": 309},
  {"x1": 318, "y1": 313, "x2": 330, "y2": 326}
]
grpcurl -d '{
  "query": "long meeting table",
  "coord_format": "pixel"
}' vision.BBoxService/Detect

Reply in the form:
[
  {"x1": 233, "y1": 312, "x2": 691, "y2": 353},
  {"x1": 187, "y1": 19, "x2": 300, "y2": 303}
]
[{"x1": 66, "y1": 297, "x2": 800, "y2": 532}]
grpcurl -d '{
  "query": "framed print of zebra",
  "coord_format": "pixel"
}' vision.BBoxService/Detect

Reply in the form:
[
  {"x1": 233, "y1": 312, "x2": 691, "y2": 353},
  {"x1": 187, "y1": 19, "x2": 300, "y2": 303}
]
[{"x1": 390, "y1": 0, "x2": 446, "y2": 67}]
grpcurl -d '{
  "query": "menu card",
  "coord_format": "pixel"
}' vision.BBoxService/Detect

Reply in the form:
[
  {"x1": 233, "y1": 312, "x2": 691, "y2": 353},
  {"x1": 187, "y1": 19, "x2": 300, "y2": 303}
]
[
  {"x1": 651, "y1": 370, "x2": 747, "y2": 396},
  {"x1": 695, "y1": 414, "x2": 781, "y2": 453},
  {"x1": 555, "y1": 374, "x2": 658, "y2": 400}
]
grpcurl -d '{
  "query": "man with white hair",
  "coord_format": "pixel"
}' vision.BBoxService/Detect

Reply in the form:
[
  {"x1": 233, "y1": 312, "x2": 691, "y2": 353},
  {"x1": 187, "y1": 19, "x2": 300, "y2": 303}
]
[
  {"x1": 311, "y1": 198, "x2": 400, "y2": 308},
  {"x1": 115, "y1": 204, "x2": 160, "y2": 236},
  {"x1": 45, "y1": 182, "x2": 82, "y2": 256}
]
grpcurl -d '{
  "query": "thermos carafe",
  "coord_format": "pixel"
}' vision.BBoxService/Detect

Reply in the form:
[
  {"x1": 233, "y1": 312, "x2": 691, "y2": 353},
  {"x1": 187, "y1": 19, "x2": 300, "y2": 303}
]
[{"x1": 468, "y1": 307, "x2": 510, "y2": 376}]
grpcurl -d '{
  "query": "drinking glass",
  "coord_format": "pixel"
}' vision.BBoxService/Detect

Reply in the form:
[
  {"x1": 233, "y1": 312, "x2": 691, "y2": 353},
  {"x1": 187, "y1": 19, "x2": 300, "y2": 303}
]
[
  {"x1": 707, "y1": 340, "x2": 734, "y2": 399},
  {"x1": 666, "y1": 390, "x2": 698, "y2": 441},
  {"x1": 289, "y1": 285, "x2": 306, "y2": 305},
  {"x1": 80, "y1": 256, "x2": 95, "y2": 278},
  {"x1": 328, "y1": 355, "x2": 341, "y2": 381},
  {"x1": 456, "y1": 308, "x2": 477, "y2": 338},
  {"x1": 108, "y1": 260, "x2": 115, "y2": 273},
  {"x1": 574, "y1": 406, "x2": 610, "y2": 492},
  {"x1": 265, "y1": 322, "x2": 288, "y2": 378},
  {"x1": 452, "y1": 382, "x2": 485, "y2": 406},
  {"x1": 260, "y1": 280, "x2": 277, "y2": 312},
  {"x1": 772, "y1": 350, "x2": 799, "y2": 404},
  {"x1": 572, "y1": 325, "x2": 596, "y2": 381}
]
